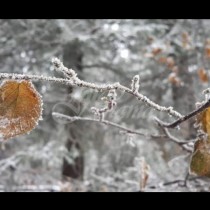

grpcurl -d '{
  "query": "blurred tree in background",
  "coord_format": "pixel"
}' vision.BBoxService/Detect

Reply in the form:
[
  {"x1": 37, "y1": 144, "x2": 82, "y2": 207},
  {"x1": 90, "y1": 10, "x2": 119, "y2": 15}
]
[{"x1": 0, "y1": 19, "x2": 210, "y2": 192}]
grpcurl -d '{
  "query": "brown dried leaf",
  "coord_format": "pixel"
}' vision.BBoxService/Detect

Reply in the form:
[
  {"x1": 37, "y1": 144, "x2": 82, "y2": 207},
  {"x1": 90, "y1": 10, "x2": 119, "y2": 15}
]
[
  {"x1": 198, "y1": 68, "x2": 209, "y2": 83},
  {"x1": 151, "y1": 48, "x2": 162, "y2": 56},
  {"x1": 196, "y1": 107, "x2": 210, "y2": 135},
  {"x1": 190, "y1": 107, "x2": 210, "y2": 177},
  {"x1": 168, "y1": 73, "x2": 181, "y2": 86},
  {"x1": 190, "y1": 138, "x2": 210, "y2": 177},
  {"x1": 0, "y1": 80, "x2": 42, "y2": 140},
  {"x1": 205, "y1": 47, "x2": 210, "y2": 59}
]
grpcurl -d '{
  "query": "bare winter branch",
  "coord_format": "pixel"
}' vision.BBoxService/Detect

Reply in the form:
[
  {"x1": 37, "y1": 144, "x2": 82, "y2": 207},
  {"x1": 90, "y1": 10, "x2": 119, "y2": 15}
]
[
  {"x1": 0, "y1": 58, "x2": 183, "y2": 119},
  {"x1": 153, "y1": 120, "x2": 194, "y2": 152},
  {"x1": 52, "y1": 112, "x2": 146, "y2": 137},
  {"x1": 154, "y1": 98, "x2": 210, "y2": 128}
]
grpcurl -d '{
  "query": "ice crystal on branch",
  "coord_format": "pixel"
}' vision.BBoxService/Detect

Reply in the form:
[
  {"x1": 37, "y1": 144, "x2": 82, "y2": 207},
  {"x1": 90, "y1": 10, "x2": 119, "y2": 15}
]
[
  {"x1": 131, "y1": 75, "x2": 140, "y2": 93},
  {"x1": 52, "y1": 57, "x2": 77, "y2": 79}
]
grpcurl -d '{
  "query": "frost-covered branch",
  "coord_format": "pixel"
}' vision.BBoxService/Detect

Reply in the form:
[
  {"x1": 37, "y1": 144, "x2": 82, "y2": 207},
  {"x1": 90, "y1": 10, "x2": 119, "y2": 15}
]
[
  {"x1": 53, "y1": 111, "x2": 194, "y2": 151},
  {"x1": 154, "y1": 98, "x2": 210, "y2": 128},
  {"x1": 153, "y1": 120, "x2": 193, "y2": 153},
  {"x1": 0, "y1": 73, "x2": 73, "y2": 85},
  {"x1": 45, "y1": 59, "x2": 183, "y2": 119},
  {"x1": 52, "y1": 112, "x2": 145, "y2": 137},
  {"x1": 91, "y1": 89, "x2": 117, "y2": 121},
  {"x1": 147, "y1": 176, "x2": 202, "y2": 190},
  {"x1": 0, "y1": 151, "x2": 25, "y2": 174},
  {"x1": 0, "y1": 58, "x2": 183, "y2": 119}
]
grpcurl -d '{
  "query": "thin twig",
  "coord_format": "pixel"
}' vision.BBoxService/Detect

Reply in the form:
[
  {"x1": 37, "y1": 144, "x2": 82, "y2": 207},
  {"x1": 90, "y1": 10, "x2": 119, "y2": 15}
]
[
  {"x1": 183, "y1": 172, "x2": 190, "y2": 187},
  {"x1": 148, "y1": 176, "x2": 203, "y2": 189},
  {"x1": 0, "y1": 73, "x2": 73, "y2": 85},
  {"x1": 154, "y1": 99, "x2": 210, "y2": 128},
  {"x1": 154, "y1": 120, "x2": 193, "y2": 152},
  {"x1": 53, "y1": 112, "x2": 194, "y2": 153},
  {"x1": 0, "y1": 185, "x2": 62, "y2": 192},
  {"x1": 163, "y1": 176, "x2": 202, "y2": 186},
  {"x1": 52, "y1": 112, "x2": 145, "y2": 136}
]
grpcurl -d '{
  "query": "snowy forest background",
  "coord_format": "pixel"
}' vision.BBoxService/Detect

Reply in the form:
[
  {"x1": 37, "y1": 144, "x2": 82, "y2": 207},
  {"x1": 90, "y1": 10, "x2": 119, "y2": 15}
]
[{"x1": 0, "y1": 19, "x2": 210, "y2": 192}]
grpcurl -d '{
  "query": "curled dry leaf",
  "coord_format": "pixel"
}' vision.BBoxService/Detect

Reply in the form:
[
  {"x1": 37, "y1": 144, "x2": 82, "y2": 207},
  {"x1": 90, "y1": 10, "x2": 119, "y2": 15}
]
[{"x1": 0, "y1": 80, "x2": 42, "y2": 140}]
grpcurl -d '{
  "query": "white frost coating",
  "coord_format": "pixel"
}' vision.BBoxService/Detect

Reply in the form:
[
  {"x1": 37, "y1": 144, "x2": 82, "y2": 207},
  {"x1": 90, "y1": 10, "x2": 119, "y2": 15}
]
[
  {"x1": 0, "y1": 58, "x2": 183, "y2": 119},
  {"x1": 131, "y1": 75, "x2": 140, "y2": 93},
  {"x1": 25, "y1": 80, "x2": 43, "y2": 128},
  {"x1": 0, "y1": 118, "x2": 10, "y2": 128}
]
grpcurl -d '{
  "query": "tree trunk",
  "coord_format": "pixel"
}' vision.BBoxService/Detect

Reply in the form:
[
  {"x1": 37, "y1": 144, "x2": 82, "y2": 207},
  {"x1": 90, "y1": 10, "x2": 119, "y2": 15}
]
[{"x1": 62, "y1": 40, "x2": 84, "y2": 180}]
